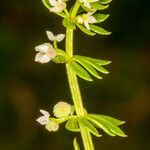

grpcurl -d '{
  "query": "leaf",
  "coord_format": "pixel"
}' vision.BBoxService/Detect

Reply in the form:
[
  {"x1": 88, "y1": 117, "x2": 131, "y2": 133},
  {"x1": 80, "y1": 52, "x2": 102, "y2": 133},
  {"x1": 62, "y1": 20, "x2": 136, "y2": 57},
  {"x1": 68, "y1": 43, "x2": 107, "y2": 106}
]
[
  {"x1": 99, "y1": 0, "x2": 112, "y2": 4},
  {"x1": 97, "y1": 115, "x2": 125, "y2": 125},
  {"x1": 91, "y1": 3, "x2": 109, "y2": 10},
  {"x1": 76, "y1": 23, "x2": 96, "y2": 36},
  {"x1": 75, "y1": 55, "x2": 111, "y2": 66},
  {"x1": 63, "y1": 18, "x2": 76, "y2": 29},
  {"x1": 86, "y1": 116, "x2": 116, "y2": 136},
  {"x1": 90, "y1": 25, "x2": 111, "y2": 35},
  {"x1": 69, "y1": 61, "x2": 93, "y2": 81},
  {"x1": 89, "y1": 114, "x2": 127, "y2": 137},
  {"x1": 52, "y1": 49, "x2": 67, "y2": 63},
  {"x1": 41, "y1": 0, "x2": 51, "y2": 9},
  {"x1": 93, "y1": 65, "x2": 109, "y2": 74},
  {"x1": 78, "y1": 118, "x2": 102, "y2": 137},
  {"x1": 80, "y1": 57, "x2": 111, "y2": 66},
  {"x1": 74, "y1": 55, "x2": 109, "y2": 74},
  {"x1": 73, "y1": 56, "x2": 102, "y2": 79},
  {"x1": 65, "y1": 118, "x2": 80, "y2": 132},
  {"x1": 80, "y1": 3, "x2": 94, "y2": 12},
  {"x1": 73, "y1": 138, "x2": 80, "y2": 150},
  {"x1": 93, "y1": 14, "x2": 110, "y2": 23}
]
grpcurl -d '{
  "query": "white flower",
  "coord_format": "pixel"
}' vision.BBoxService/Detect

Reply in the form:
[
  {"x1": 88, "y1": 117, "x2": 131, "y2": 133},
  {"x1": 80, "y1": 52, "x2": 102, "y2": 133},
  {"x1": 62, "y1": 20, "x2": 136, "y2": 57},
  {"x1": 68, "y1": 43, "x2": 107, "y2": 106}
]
[
  {"x1": 49, "y1": 0, "x2": 66, "y2": 13},
  {"x1": 46, "y1": 31, "x2": 65, "y2": 42},
  {"x1": 36, "y1": 109, "x2": 59, "y2": 132},
  {"x1": 79, "y1": 0, "x2": 99, "y2": 8},
  {"x1": 36, "y1": 109, "x2": 50, "y2": 125},
  {"x1": 35, "y1": 43, "x2": 56, "y2": 64},
  {"x1": 77, "y1": 12, "x2": 97, "y2": 30}
]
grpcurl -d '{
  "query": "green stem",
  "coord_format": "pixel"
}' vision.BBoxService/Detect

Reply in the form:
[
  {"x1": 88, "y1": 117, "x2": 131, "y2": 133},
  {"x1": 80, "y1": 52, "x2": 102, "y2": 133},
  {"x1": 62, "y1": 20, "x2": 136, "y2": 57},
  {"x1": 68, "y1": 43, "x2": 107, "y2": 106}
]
[
  {"x1": 64, "y1": 8, "x2": 69, "y2": 17},
  {"x1": 65, "y1": 2, "x2": 95, "y2": 149},
  {"x1": 65, "y1": 28, "x2": 94, "y2": 149},
  {"x1": 53, "y1": 40, "x2": 57, "y2": 49},
  {"x1": 70, "y1": 1, "x2": 80, "y2": 18}
]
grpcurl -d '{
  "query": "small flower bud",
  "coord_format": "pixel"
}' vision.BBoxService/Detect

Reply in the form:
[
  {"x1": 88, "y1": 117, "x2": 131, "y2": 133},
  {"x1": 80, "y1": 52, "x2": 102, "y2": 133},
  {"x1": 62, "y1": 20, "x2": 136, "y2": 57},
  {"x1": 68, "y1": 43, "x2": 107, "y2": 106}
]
[
  {"x1": 45, "y1": 120, "x2": 59, "y2": 132},
  {"x1": 53, "y1": 101, "x2": 72, "y2": 118}
]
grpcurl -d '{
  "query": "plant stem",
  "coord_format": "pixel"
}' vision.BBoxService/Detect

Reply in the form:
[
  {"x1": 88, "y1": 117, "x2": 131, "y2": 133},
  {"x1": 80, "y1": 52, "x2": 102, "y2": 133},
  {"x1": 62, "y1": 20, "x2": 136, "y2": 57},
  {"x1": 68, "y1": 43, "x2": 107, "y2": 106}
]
[
  {"x1": 65, "y1": 2, "x2": 95, "y2": 149},
  {"x1": 70, "y1": 1, "x2": 80, "y2": 18},
  {"x1": 65, "y1": 28, "x2": 94, "y2": 150}
]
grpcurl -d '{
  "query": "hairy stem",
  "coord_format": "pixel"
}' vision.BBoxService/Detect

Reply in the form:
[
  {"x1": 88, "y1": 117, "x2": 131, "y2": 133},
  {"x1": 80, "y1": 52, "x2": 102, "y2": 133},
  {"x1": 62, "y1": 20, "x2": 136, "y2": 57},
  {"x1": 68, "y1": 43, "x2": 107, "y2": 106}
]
[{"x1": 65, "y1": 28, "x2": 94, "y2": 150}]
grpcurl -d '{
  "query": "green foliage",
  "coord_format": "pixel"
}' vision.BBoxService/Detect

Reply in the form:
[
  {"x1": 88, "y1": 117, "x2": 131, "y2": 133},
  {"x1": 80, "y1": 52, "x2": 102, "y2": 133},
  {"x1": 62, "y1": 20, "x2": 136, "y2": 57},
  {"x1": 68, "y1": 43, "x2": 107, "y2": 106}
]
[
  {"x1": 69, "y1": 60, "x2": 93, "y2": 81},
  {"x1": 75, "y1": 56, "x2": 111, "y2": 66},
  {"x1": 87, "y1": 114, "x2": 127, "y2": 137},
  {"x1": 52, "y1": 49, "x2": 67, "y2": 63},
  {"x1": 63, "y1": 18, "x2": 76, "y2": 29},
  {"x1": 93, "y1": 14, "x2": 110, "y2": 23},
  {"x1": 56, "y1": 113, "x2": 126, "y2": 138},
  {"x1": 78, "y1": 118, "x2": 102, "y2": 137},
  {"x1": 65, "y1": 118, "x2": 80, "y2": 132},
  {"x1": 54, "y1": 113, "x2": 126, "y2": 138},
  {"x1": 80, "y1": 3, "x2": 94, "y2": 12},
  {"x1": 90, "y1": 25, "x2": 111, "y2": 35},
  {"x1": 91, "y1": 3, "x2": 109, "y2": 10},
  {"x1": 73, "y1": 138, "x2": 80, "y2": 150},
  {"x1": 41, "y1": 0, "x2": 51, "y2": 9},
  {"x1": 99, "y1": 0, "x2": 112, "y2": 4},
  {"x1": 76, "y1": 23, "x2": 96, "y2": 36},
  {"x1": 72, "y1": 55, "x2": 110, "y2": 81},
  {"x1": 97, "y1": 115, "x2": 125, "y2": 125},
  {"x1": 73, "y1": 57, "x2": 102, "y2": 79}
]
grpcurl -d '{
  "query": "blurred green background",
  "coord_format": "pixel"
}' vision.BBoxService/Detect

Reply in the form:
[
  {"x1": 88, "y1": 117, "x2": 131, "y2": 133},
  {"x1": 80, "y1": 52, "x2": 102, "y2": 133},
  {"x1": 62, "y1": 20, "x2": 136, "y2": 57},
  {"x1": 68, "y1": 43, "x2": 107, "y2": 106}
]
[{"x1": 0, "y1": 0, "x2": 150, "y2": 149}]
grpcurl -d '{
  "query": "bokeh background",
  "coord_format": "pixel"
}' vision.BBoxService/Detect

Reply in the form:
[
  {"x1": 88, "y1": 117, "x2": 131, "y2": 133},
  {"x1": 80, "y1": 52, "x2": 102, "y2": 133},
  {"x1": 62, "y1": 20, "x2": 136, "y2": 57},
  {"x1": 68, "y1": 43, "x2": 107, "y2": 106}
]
[{"x1": 0, "y1": 0, "x2": 150, "y2": 149}]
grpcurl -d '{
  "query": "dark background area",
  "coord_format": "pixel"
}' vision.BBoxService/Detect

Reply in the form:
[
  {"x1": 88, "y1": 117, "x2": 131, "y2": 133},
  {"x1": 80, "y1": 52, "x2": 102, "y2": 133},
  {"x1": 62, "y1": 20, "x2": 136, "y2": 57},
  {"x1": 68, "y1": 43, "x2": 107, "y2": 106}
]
[{"x1": 0, "y1": 0, "x2": 150, "y2": 149}]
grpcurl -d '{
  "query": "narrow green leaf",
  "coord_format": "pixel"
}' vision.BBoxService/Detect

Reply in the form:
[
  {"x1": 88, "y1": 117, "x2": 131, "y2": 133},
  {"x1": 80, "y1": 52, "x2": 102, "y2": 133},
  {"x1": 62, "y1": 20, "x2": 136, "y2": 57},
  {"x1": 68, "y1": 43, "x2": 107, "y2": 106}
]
[
  {"x1": 73, "y1": 138, "x2": 80, "y2": 150},
  {"x1": 99, "y1": 0, "x2": 112, "y2": 4},
  {"x1": 65, "y1": 119, "x2": 80, "y2": 132},
  {"x1": 76, "y1": 23, "x2": 96, "y2": 36},
  {"x1": 73, "y1": 57, "x2": 102, "y2": 79},
  {"x1": 78, "y1": 118, "x2": 102, "y2": 137},
  {"x1": 90, "y1": 25, "x2": 111, "y2": 35},
  {"x1": 81, "y1": 57, "x2": 111, "y2": 66},
  {"x1": 89, "y1": 114, "x2": 127, "y2": 137},
  {"x1": 86, "y1": 116, "x2": 116, "y2": 136},
  {"x1": 69, "y1": 61, "x2": 93, "y2": 81},
  {"x1": 93, "y1": 65, "x2": 109, "y2": 74},
  {"x1": 91, "y1": 3, "x2": 109, "y2": 10},
  {"x1": 97, "y1": 115, "x2": 125, "y2": 125},
  {"x1": 80, "y1": 3, "x2": 94, "y2": 12},
  {"x1": 74, "y1": 56, "x2": 109, "y2": 74},
  {"x1": 93, "y1": 14, "x2": 110, "y2": 23},
  {"x1": 41, "y1": 0, "x2": 51, "y2": 9},
  {"x1": 75, "y1": 55, "x2": 111, "y2": 66}
]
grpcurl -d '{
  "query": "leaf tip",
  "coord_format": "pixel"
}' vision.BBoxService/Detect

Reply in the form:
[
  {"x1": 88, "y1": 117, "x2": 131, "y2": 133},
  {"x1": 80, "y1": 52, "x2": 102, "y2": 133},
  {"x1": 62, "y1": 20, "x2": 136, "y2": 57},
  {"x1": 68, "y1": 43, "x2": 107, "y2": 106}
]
[
  {"x1": 121, "y1": 134, "x2": 128, "y2": 138},
  {"x1": 121, "y1": 121, "x2": 126, "y2": 125},
  {"x1": 97, "y1": 76, "x2": 103, "y2": 79},
  {"x1": 107, "y1": 31, "x2": 112, "y2": 35},
  {"x1": 97, "y1": 134, "x2": 102, "y2": 137},
  {"x1": 88, "y1": 78, "x2": 93, "y2": 82},
  {"x1": 107, "y1": 61, "x2": 112, "y2": 64}
]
